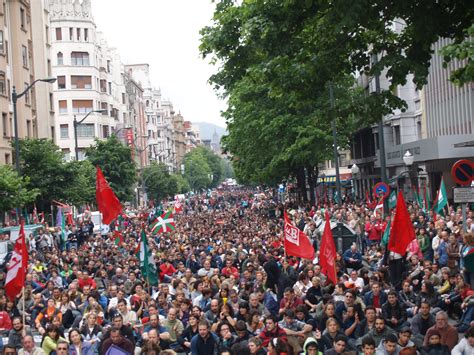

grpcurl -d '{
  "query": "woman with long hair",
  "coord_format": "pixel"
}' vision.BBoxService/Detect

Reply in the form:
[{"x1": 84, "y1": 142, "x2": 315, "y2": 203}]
[
  {"x1": 177, "y1": 314, "x2": 199, "y2": 353},
  {"x1": 68, "y1": 328, "x2": 93, "y2": 355},
  {"x1": 59, "y1": 292, "x2": 78, "y2": 329},
  {"x1": 79, "y1": 312, "x2": 103, "y2": 343},
  {"x1": 41, "y1": 325, "x2": 67, "y2": 355}
]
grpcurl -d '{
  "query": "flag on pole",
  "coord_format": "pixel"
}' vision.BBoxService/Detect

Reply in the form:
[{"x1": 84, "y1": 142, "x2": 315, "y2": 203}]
[
  {"x1": 373, "y1": 196, "x2": 384, "y2": 217},
  {"x1": 423, "y1": 185, "x2": 431, "y2": 212},
  {"x1": 433, "y1": 178, "x2": 448, "y2": 216},
  {"x1": 56, "y1": 207, "x2": 62, "y2": 227},
  {"x1": 5, "y1": 221, "x2": 28, "y2": 300},
  {"x1": 150, "y1": 211, "x2": 175, "y2": 235},
  {"x1": 283, "y1": 211, "x2": 315, "y2": 260},
  {"x1": 32, "y1": 205, "x2": 39, "y2": 224},
  {"x1": 319, "y1": 211, "x2": 338, "y2": 285},
  {"x1": 388, "y1": 191, "x2": 397, "y2": 210},
  {"x1": 96, "y1": 166, "x2": 122, "y2": 225},
  {"x1": 381, "y1": 219, "x2": 391, "y2": 246},
  {"x1": 388, "y1": 192, "x2": 415, "y2": 256},
  {"x1": 174, "y1": 198, "x2": 183, "y2": 213},
  {"x1": 60, "y1": 209, "x2": 67, "y2": 243},
  {"x1": 139, "y1": 230, "x2": 158, "y2": 285},
  {"x1": 113, "y1": 231, "x2": 123, "y2": 246}
]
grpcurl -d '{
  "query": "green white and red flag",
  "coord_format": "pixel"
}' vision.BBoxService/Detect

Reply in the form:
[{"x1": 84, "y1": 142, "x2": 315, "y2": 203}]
[{"x1": 150, "y1": 211, "x2": 175, "y2": 235}]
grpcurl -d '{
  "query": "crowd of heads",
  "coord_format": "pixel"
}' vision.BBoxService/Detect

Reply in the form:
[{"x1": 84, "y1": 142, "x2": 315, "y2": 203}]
[{"x1": 0, "y1": 188, "x2": 473, "y2": 355}]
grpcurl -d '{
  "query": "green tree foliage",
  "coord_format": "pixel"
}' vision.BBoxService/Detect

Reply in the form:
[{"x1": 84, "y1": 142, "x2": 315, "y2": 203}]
[
  {"x1": 440, "y1": 24, "x2": 474, "y2": 86},
  {"x1": 18, "y1": 138, "x2": 69, "y2": 207},
  {"x1": 222, "y1": 158, "x2": 235, "y2": 179},
  {"x1": 174, "y1": 174, "x2": 190, "y2": 194},
  {"x1": 86, "y1": 136, "x2": 136, "y2": 202},
  {"x1": 184, "y1": 150, "x2": 212, "y2": 191},
  {"x1": 0, "y1": 165, "x2": 39, "y2": 213},
  {"x1": 142, "y1": 162, "x2": 179, "y2": 201},
  {"x1": 63, "y1": 160, "x2": 96, "y2": 206},
  {"x1": 192, "y1": 146, "x2": 224, "y2": 187},
  {"x1": 200, "y1": 0, "x2": 471, "y2": 196}
]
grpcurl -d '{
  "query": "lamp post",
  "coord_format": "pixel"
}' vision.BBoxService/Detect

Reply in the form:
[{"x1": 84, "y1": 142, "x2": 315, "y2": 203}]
[
  {"x1": 12, "y1": 77, "x2": 57, "y2": 174},
  {"x1": 74, "y1": 109, "x2": 107, "y2": 160},
  {"x1": 12, "y1": 77, "x2": 56, "y2": 221},
  {"x1": 351, "y1": 163, "x2": 360, "y2": 200},
  {"x1": 403, "y1": 150, "x2": 416, "y2": 200}
]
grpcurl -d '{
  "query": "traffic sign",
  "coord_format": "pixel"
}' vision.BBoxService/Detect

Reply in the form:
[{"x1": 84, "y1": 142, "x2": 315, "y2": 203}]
[
  {"x1": 451, "y1": 159, "x2": 474, "y2": 186},
  {"x1": 453, "y1": 187, "x2": 474, "y2": 203},
  {"x1": 374, "y1": 182, "x2": 390, "y2": 199}
]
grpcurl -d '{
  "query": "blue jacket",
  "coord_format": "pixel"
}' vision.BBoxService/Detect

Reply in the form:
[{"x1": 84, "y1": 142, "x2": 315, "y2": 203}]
[
  {"x1": 438, "y1": 241, "x2": 448, "y2": 266},
  {"x1": 68, "y1": 341, "x2": 94, "y2": 355}
]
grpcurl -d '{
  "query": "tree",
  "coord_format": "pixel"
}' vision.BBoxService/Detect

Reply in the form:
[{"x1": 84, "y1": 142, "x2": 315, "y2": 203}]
[
  {"x1": 193, "y1": 146, "x2": 224, "y2": 187},
  {"x1": 18, "y1": 138, "x2": 69, "y2": 208},
  {"x1": 0, "y1": 165, "x2": 39, "y2": 213},
  {"x1": 86, "y1": 136, "x2": 136, "y2": 202},
  {"x1": 63, "y1": 160, "x2": 96, "y2": 206},
  {"x1": 174, "y1": 174, "x2": 190, "y2": 194},
  {"x1": 184, "y1": 151, "x2": 212, "y2": 191},
  {"x1": 142, "y1": 162, "x2": 178, "y2": 201},
  {"x1": 222, "y1": 158, "x2": 235, "y2": 179}
]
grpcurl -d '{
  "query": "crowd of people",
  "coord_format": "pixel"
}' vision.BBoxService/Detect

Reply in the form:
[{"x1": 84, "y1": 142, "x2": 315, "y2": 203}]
[{"x1": 0, "y1": 188, "x2": 473, "y2": 355}]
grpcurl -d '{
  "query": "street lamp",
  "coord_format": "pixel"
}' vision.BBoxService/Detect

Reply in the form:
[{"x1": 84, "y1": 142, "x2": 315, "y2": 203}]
[
  {"x1": 351, "y1": 163, "x2": 360, "y2": 200},
  {"x1": 73, "y1": 109, "x2": 107, "y2": 160},
  {"x1": 403, "y1": 150, "x2": 416, "y2": 201},
  {"x1": 12, "y1": 77, "x2": 57, "y2": 174}
]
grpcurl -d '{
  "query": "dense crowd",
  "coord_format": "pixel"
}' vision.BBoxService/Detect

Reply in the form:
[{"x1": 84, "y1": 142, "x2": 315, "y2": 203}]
[{"x1": 0, "y1": 189, "x2": 473, "y2": 355}]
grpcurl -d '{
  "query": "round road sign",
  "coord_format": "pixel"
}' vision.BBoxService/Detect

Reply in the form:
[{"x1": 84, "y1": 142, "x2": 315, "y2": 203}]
[
  {"x1": 451, "y1": 159, "x2": 474, "y2": 186},
  {"x1": 374, "y1": 182, "x2": 390, "y2": 199}
]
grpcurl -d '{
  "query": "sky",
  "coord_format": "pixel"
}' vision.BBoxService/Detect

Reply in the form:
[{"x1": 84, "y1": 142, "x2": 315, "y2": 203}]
[{"x1": 91, "y1": 0, "x2": 226, "y2": 127}]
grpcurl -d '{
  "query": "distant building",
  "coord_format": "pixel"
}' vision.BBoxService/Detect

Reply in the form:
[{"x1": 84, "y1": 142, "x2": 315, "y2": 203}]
[{"x1": 210, "y1": 129, "x2": 221, "y2": 154}]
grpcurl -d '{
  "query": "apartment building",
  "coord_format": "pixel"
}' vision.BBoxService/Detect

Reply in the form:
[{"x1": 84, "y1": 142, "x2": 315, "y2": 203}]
[
  {"x1": 0, "y1": 0, "x2": 41, "y2": 165},
  {"x1": 49, "y1": 0, "x2": 126, "y2": 160}
]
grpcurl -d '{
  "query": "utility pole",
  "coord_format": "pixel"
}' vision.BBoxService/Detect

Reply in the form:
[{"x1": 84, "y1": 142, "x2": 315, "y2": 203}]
[
  {"x1": 373, "y1": 54, "x2": 388, "y2": 216},
  {"x1": 329, "y1": 82, "x2": 342, "y2": 205}
]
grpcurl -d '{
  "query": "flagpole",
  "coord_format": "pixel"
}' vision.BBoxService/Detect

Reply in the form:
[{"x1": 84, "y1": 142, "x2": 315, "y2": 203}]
[{"x1": 22, "y1": 286, "x2": 25, "y2": 329}]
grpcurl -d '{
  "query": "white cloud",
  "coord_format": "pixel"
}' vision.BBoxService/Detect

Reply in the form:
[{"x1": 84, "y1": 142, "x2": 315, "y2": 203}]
[{"x1": 91, "y1": 0, "x2": 226, "y2": 127}]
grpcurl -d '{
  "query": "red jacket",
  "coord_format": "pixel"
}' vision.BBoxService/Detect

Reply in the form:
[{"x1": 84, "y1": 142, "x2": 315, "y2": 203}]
[
  {"x1": 365, "y1": 222, "x2": 383, "y2": 241},
  {"x1": 0, "y1": 311, "x2": 12, "y2": 330},
  {"x1": 78, "y1": 276, "x2": 97, "y2": 290},
  {"x1": 259, "y1": 324, "x2": 287, "y2": 347},
  {"x1": 159, "y1": 263, "x2": 176, "y2": 282}
]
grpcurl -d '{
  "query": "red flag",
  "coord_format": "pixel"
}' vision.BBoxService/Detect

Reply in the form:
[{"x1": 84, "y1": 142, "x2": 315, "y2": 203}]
[
  {"x1": 96, "y1": 166, "x2": 122, "y2": 225},
  {"x1": 388, "y1": 191, "x2": 415, "y2": 256},
  {"x1": 319, "y1": 211, "x2": 338, "y2": 285},
  {"x1": 174, "y1": 199, "x2": 183, "y2": 213},
  {"x1": 5, "y1": 221, "x2": 28, "y2": 300},
  {"x1": 283, "y1": 211, "x2": 315, "y2": 260}
]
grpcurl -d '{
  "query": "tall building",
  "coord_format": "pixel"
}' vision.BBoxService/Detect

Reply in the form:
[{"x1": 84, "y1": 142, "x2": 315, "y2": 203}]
[
  {"x1": 173, "y1": 112, "x2": 186, "y2": 167},
  {"x1": 31, "y1": 0, "x2": 55, "y2": 141},
  {"x1": 48, "y1": 0, "x2": 127, "y2": 160},
  {"x1": 0, "y1": 0, "x2": 45, "y2": 165}
]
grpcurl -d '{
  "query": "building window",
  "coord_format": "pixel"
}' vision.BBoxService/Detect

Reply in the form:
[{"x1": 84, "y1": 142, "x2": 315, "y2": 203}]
[
  {"x1": 0, "y1": 71, "x2": 5, "y2": 96},
  {"x1": 71, "y1": 75, "x2": 92, "y2": 89},
  {"x1": 76, "y1": 123, "x2": 94, "y2": 137},
  {"x1": 60, "y1": 124, "x2": 68, "y2": 139},
  {"x1": 4, "y1": 153, "x2": 10, "y2": 165},
  {"x1": 100, "y1": 102, "x2": 108, "y2": 114},
  {"x1": 84, "y1": 28, "x2": 88, "y2": 42},
  {"x1": 57, "y1": 52, "x2": 63, "y2": 65},
  {"x1": 108, "y1": 82, "x2": 112, "y2": 94},
  {"x1": 393, "y1": 125, "x2": 401, "y2": 146},
  {"x1": 22, "y1": 45, "x2": 28, "y2": 67},
  {"x1": 57, "y1": 75, "x2": 66, "y2": 89},
  {"x1": 69, "y1": 27, "x2": 73, "y2": 40},
  {"x1": 26, "y1": 119, "x2": 31, "y2": 137},
  {"x1": 24, "y1": 83, "x2": 29, "y2": 104},
  {"x1": 122, "y1": 93, "x2": 125, "y2": 104},
  {"x1": 58, "y1": 100, "x2": 67, "y2": 114},
  {"x1": 72, "y1": 100, "x2": 93, "y2": 114},
  {"x1": 49, "y1": 93, "x2": 54, "y2": 111},
  {"x1": 20, "y1": 7, "x2": 25, "y2": 30},
  {"x1": 55, "y1": 27, "x2": 62, "y2": 41},
  {"x1": 0, "y1": 31, "x2": 3, "y2": 54},
  {"x1": 2, "y1": 112, "x2": 7, "y2": 137},
  {"x1": 103, "y1": 125, "x2": 109, "y2": 138},
  {"x1": 100, "y1": 79, "x2": 107, "y2": 93},
  {"x1": 107, "y1": 60, "x2": 111, "y2": 73},
  {"x1": 71, "y1": 52, "x2": 89, "y2": 66},
  {"x1": 76, "y1": 28, "x2": 81, "y2": 41}
]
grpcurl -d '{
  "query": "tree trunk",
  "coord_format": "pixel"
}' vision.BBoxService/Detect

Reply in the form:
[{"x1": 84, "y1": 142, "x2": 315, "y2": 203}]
[
  {"x1": 307, "y1": 165, "x2": 317, "y2": 206},
  {"x1": 296, "y1": 167, "x2": 308, "y2": 203}
]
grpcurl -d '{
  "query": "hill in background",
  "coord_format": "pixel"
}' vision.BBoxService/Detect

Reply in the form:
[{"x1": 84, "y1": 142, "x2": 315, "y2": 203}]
[{"x1": 193, "y1": 122, "x2": 226, "y2": 141}]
